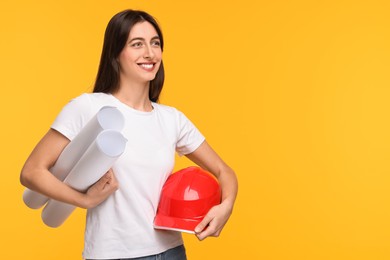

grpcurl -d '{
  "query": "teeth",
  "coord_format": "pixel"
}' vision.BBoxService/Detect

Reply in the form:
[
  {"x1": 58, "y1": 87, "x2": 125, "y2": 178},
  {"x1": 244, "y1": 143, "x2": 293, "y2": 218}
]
[{"x1": 140, "y1": 64, "x2": 153, "y2": 69}]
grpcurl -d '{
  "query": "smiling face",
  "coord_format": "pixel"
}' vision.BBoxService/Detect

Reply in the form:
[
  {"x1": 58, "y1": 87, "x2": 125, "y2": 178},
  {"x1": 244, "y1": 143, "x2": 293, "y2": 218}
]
[{"x1": 118, "y1": 21, "x2": 162, "y2": 85}]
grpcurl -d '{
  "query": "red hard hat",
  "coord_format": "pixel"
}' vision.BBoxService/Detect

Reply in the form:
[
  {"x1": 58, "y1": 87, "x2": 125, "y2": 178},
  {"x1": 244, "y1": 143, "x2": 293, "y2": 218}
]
[{"x1": 154, "y1": 166, "x2": 221, "y2": 233}]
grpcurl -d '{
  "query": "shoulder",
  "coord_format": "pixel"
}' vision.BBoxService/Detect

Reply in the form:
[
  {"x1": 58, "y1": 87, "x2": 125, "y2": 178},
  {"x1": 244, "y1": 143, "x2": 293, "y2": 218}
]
[
  {"x1": 154, "y1": 103, "x2": 199, "y2": 131},
  {"x1": 84, "y1": 92, "x2": 113, "y2": 103},
  {"x1": 68, "y1": 92, "x2": 115, "y2": 112},
  {"x1": 153, "y1": 103, "x2": 189, "y2": 123},
  {"x1": 78, "y1": 92, "x2": 113, "y2": 106},
  {"x1": 51, "y1": 92, "x2": 114, "y2": 140},
  {"x1": 153, "y1": 103, "x2": 190, "y2": 117},
  {"x1": 153, "y1": 103, "x2": 177, "y2": 113}
]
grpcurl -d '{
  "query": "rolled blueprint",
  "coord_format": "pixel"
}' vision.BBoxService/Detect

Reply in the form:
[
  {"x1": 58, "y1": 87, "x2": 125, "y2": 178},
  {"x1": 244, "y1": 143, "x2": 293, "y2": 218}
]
[
  {"x1": 23, "y1": 106, "x2": 125, "y2": 209},
  {"x1": 41, "y1": 129, "x2": 127, "y2": 228}
]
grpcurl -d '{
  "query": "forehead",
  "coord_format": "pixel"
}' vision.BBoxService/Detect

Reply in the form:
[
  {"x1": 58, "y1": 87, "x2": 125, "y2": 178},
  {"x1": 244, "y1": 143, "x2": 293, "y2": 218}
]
[{"x1": 128, "y1": 21, "x2": 159, "y2": 39}]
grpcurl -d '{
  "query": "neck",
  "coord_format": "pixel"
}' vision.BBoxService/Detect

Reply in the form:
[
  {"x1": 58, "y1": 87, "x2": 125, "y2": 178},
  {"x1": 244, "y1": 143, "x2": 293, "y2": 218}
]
[{"x1": 113, "y1": 80, "x2": 153, "y2": 112}]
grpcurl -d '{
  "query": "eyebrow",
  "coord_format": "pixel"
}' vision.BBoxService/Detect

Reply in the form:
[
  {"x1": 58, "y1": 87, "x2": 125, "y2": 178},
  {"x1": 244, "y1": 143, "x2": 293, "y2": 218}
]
[{"x1": 129, "y1": 36, "x2": 160, "y2": 43}]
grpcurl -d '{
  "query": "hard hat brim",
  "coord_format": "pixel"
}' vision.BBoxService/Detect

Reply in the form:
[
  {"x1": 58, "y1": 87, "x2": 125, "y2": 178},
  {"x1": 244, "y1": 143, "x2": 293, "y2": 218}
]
[{"x1": 153, "y1": 213, "x2": 202, "y2": 234}]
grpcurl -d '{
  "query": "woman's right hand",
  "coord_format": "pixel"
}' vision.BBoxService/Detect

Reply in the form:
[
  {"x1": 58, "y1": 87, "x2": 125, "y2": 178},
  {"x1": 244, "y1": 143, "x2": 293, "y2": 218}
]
[
  {"x1": 84, "y1": 169, "x2": 119, "y2": 209},
  {"x1": 21, "y1": 129, "x2": 121, "y2": 210}
]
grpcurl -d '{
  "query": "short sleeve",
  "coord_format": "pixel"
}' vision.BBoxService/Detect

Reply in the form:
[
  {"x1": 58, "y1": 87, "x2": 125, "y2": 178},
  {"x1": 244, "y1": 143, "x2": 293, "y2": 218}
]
[
  {"x1": 175, "y1": 111, "x2": 205, "y2": 156},
  {"x1": 51, "y1": 93, "x2": 93, "y2": 141}
]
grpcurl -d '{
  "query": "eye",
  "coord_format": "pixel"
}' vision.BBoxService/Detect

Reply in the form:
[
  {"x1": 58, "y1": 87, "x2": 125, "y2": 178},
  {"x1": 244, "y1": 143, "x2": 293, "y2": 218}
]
[
  {"x1": 151, "y1": 40, "x2": 161, "y2": 47},
  {"x1": 131, "y1": 41, "x2": 143, "y2": 48}
]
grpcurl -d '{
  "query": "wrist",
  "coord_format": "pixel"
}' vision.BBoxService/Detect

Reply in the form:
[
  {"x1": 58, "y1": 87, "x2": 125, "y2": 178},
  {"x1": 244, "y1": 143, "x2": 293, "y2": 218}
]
[
  {"x1": 220, "y1": 197, "x2": 235, "y2": 213},
  {"x1": 72, "y1": 191, "x2": 91, "y2": 209}
]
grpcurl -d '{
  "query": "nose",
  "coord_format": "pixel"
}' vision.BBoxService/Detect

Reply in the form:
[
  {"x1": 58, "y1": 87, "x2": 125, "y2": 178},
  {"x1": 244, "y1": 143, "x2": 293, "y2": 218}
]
[{"x1": 143, "y1": 44, "x2": 155, "y2": 60}]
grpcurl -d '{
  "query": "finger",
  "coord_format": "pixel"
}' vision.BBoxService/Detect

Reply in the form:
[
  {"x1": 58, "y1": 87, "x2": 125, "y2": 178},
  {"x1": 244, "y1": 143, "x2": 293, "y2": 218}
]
[
  {"x1": 108, "y1": 169, "x2": 118, "y2": 184},
  {"x1": 94, "y1": 170, "x2": 114, "y2": 189},
  {"x1": 195, "y1": 220, "x2": 217, "y2": 241},
  {"x1": 196, "y1": 217, "x2": 224, "y2": 241},
  {"x1": 194, "y1": 213, "x2": 213, "y2": 234},
  {"x1": 104, "y1": 169, "x2": 114, "y2": 180},
  {"x1": 104, "y1": 169, "x2": 119, "y2": 191}
]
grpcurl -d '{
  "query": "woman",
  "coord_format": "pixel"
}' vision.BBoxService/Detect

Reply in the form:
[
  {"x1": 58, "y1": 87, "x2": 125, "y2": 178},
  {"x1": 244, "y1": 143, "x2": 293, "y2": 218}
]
[{"x1": 20, "y1": 9, "x2": 238, "y2": 260}]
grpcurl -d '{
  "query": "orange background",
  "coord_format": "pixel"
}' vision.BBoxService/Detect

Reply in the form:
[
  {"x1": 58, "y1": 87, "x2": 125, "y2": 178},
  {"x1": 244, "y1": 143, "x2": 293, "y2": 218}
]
[{"x1": 1, "y1": 0, "x2": 390, "y2": 259}]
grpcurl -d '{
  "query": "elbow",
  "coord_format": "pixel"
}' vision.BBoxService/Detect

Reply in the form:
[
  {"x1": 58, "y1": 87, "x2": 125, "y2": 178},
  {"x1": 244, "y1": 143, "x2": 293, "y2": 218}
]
[
  {"x1": 20, "y1": 165, "x2": 35, "y2": 189},
  {"x1": 20, "y1": 168, "x2": 29, "y2": 188}
]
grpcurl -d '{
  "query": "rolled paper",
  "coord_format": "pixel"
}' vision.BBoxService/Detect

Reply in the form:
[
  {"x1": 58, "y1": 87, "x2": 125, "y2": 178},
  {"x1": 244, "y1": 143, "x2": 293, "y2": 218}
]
[
  {"x1": 41, "y1": 129, "x2": 127, "y2": 228},
  {"x1": 23, "y1": 106, "x2": 125, "y2": 209}
]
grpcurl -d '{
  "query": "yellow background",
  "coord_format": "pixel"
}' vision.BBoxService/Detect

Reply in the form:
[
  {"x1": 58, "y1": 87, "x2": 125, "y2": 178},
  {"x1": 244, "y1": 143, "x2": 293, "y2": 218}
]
[{"x1": 1, "y1": 0, "x2": 390, "y2": 259}]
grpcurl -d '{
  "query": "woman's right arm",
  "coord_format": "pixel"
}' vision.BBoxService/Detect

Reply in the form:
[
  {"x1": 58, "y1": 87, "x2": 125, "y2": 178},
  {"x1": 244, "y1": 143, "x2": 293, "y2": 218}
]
[{"x1": 20, "y1": 129, "x2": 118, "y2": 209}]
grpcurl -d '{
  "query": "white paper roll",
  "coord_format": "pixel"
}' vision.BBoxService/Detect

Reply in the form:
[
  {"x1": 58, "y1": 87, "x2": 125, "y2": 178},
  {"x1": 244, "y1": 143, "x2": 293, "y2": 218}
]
[
  {"x1": 23, "y1": 106, "x2": 125, "y2": 209},
  {"x1": 41, "y1": 129, "x2": 127, "y2": 228}
]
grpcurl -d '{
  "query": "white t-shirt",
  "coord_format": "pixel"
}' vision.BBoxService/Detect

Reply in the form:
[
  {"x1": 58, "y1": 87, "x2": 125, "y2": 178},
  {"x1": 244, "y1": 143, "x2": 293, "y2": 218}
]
[{"x1": 51, "y1": 93, "x2": 205, "y2": 259}]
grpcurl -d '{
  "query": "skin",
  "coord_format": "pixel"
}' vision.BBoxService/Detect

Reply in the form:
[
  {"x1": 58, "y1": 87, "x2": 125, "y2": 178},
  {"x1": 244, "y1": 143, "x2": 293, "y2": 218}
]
[{"x1": 20, "y1": 21, "x2": 238, "y2": 241}]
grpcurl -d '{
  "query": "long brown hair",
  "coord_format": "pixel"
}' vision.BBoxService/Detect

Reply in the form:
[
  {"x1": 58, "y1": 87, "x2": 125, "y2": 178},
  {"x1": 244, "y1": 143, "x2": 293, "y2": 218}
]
[{"x1": 93, "y1": 10, "x2": 165, "y2": 102}]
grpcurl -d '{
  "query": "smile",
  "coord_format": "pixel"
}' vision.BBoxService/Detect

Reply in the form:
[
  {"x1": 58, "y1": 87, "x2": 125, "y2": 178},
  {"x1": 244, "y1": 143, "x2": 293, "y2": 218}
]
[{"x1": 138, "y1": 63, "x2": 155, "y2": 71}]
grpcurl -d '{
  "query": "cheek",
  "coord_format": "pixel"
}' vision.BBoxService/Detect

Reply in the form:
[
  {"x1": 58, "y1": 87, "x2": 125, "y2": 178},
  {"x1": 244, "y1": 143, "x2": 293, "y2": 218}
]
[
  {"x1": 119, "y1": 52, "x2": 129, "y2": 63},
  {"x1": 118, "y1": 53, "x2": 127, "y2": 67},
  {"x1": 155, "y1": 53, "x2": 163, "y2": 69},
  {"x1": 119, "y1": 48, "x2": 138, "y2": 62},
  {"x1": 156, "y1": 50, "x2": 163, "y2": 60},
  {"x1": 118, "y1": 52, "x2": 137, "y2": 71}
]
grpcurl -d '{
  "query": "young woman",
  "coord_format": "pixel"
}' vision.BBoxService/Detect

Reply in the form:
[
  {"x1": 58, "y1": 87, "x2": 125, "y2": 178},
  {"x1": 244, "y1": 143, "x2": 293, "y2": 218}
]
[{"x1": 20, "y1": 9, "x2": 238, "y2": 260}]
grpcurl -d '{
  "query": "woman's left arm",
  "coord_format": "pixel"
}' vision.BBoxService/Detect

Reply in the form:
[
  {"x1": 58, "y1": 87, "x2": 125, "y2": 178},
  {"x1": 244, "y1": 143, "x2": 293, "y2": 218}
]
[{"x1": 186, "y1": 141, "x2": 238, "y2": 241}]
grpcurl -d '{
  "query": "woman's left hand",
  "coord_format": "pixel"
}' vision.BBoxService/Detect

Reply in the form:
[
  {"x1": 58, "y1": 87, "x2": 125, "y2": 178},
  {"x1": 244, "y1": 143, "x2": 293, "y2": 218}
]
[
  {"x1": 186, "y1": 141, "x2": 238, "y2": 241},
  {"x1": 194, "y1": 200, "x2": 233, "y2": 241}
]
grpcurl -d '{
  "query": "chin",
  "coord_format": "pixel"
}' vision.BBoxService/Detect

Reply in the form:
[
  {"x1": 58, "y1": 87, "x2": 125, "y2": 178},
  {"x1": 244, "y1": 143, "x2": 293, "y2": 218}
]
[{"x1": 144, "y1": 74, "x2": 158, "y2": 82}]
